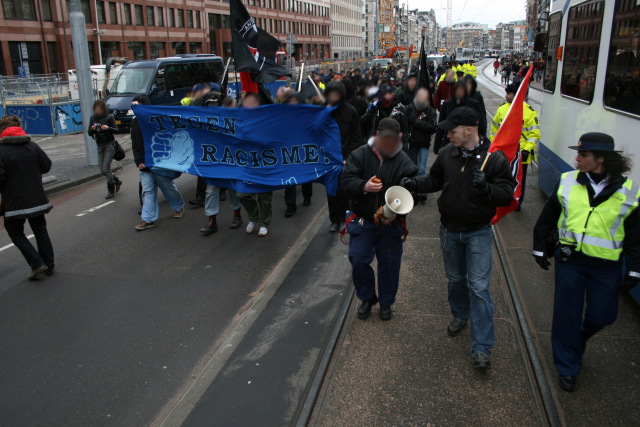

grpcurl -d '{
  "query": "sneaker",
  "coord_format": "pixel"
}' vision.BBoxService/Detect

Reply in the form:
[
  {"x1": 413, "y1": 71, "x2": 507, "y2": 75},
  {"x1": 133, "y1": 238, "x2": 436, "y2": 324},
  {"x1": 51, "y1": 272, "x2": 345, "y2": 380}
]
[
  {"x1": 28, "y1": 265, "x2": 48, "y2": 280},
  {"x1": 201, "y1": 216, "x2": 218, "y2": 235},
  {"x1": 285, "y1": 205, "x2": 296, "y2": 217},
  {"x1": 174, "y1": 207, "x2": 185, "y2": 218},
  {"x1": 473, "y1": 352, "x2": 491, "y2": 370},
  {"x1": 45, "y1": 268, "x2": 55, "y2": 276},
  {"x1": 258, "y1": 227, "x2": 268, "y2": 237},
  {"x1": 246, "y1": 221, "x2": 257, "y2": 234},
  {"x1": 447, "y1": 318, "x2": 467, "y2": 337},
  {"x1": 135, "y1": 221, "x2": 155, "y2": 231},
  {"x1": 230, "y1": 210, "x2": 243, "y2": 229}
]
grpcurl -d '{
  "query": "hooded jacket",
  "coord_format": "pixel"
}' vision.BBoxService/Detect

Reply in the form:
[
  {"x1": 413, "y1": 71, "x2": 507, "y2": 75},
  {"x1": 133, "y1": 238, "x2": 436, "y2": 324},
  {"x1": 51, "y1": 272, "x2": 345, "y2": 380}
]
[
  {"x1": 464, "y1": 75, "x2": 488, "y2": 134},
  {"x1": 324, "y1": 81, "x2": 362, "y2": 160},
  {"x1": 434, "y1": 96, "x2": 485, "y2": 154},
  {"x1": 0, "y1": 127, "x2": 52, "y2": 219},
  {"x1": 405, "y1": 102, "x2": 437, "y2": 149},
  {"x1": 360, "y1": 94, "x2": 400, "y2": 141},
  {"x1": 342, "y1": 137, "x2": 418, "y2": 220},
  {"x1": 87, "y1": 113, "x2": 118, "y2": 145},
  {"x1": 342, "y1": 78, "x2": 368, "y2": 117}
]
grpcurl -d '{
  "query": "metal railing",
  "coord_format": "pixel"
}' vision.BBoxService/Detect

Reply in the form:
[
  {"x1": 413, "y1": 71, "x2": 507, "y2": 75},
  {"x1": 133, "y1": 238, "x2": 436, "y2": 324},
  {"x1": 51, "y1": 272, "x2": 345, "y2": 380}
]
[{"x1": 0, "y1": 74, "x2": 99, "y2": 108}]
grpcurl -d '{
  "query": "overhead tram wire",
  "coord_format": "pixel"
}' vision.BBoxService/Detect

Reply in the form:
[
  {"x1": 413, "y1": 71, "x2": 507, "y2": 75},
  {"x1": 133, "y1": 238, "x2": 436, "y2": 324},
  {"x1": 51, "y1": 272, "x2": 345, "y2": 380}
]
[
  {"x1": 458, "y1": 0, "x2": 469, "y2": 21},
  {"x1": 472, "y1": 0, "x2": 493, "y2": 21}
]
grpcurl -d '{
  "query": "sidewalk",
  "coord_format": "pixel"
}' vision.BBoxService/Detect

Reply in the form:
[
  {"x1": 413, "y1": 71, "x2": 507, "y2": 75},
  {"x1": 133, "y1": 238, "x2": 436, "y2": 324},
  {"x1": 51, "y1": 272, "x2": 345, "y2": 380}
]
[{"x1": 32, "y1": 131, "x2": 131, "y2": 193}]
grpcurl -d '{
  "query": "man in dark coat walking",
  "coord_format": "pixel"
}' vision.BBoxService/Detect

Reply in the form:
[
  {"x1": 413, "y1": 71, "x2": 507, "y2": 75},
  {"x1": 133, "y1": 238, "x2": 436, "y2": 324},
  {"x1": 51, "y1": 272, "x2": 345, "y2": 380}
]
[{"x1": 0, "y1": 116, "x2": 54, "y2": 279}]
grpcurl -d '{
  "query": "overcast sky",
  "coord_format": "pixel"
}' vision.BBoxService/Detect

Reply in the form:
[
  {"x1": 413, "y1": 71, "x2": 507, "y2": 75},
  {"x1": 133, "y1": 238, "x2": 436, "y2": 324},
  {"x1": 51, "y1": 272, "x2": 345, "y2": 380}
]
[{"x1": 408, "y1": 0, "x2": 527, "y2": 29}]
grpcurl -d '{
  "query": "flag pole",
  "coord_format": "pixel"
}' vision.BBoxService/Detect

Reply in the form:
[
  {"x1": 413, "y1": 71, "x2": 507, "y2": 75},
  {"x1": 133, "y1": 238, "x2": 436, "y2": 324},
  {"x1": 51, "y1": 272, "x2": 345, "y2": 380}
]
[
  {"x1": 480, "y1": 152, "x2": 491, "y2": 171},
  {"x1": 307, "y1": 76, "x2": 325, "y2": 103},
  {"x1": 298, "y1": 61, "x2": 305, "y2": 91}
]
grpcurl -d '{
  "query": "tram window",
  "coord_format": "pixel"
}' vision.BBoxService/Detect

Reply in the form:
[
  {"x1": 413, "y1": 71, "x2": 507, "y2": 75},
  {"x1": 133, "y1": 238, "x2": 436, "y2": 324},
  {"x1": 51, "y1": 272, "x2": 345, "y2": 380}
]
[
  {"x1": 561, "y1": 0, "x2": 604, "y2": 103},
  {"x1": 543, "y1": 12, "x2": 562, "y2": 92},
  {"x1": 603, "y1": 0, "x2": 640, "y2": 116}
]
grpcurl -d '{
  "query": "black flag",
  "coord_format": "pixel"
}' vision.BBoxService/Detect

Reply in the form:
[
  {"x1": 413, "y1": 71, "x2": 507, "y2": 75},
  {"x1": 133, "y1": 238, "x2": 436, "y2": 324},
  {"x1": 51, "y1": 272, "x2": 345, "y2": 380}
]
[
  {"x1": 416, "y1": 37, "x2": 430, "y2": 90},
  {"x1": 230, "y1": 0, "x2": 291, "y2": 83}
]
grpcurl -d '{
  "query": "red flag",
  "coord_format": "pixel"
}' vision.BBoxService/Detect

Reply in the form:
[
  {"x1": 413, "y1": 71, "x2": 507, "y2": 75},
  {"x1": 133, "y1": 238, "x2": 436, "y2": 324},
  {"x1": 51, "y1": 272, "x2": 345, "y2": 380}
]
[{"x1": 488, "y1": 66, "x2": 534, "y2": 224}]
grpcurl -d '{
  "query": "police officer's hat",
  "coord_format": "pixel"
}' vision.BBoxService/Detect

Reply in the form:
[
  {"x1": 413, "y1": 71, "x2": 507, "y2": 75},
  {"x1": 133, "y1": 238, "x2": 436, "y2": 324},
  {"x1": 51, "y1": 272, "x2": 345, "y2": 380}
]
[
  {"x1": 569, "y1": 132, "x2": 621, "y2": 152},
  {"x1": 505, "y1": 82, "x2": 520, "y2": 94}
]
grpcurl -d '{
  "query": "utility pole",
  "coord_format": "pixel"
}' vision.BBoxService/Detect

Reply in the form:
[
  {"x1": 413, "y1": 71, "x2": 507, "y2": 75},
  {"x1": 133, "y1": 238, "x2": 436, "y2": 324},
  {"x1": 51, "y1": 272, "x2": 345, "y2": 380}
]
[
  {"x1": 375, "y1": 0, "x2": 379, "y2": 58},
  {"x1": 70, "y1": 0, "x2": 98, "y2": 166},
  {"x1": 94, "y1": 0, "x2": 103, "y2": 65}
]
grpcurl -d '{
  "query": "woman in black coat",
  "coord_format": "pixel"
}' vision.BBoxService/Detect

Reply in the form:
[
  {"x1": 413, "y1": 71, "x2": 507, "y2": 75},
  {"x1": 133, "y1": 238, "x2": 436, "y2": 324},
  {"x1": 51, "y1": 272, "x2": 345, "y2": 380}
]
[{"x1": 0, "y1": 115, "x2": 54, "y2": 279}]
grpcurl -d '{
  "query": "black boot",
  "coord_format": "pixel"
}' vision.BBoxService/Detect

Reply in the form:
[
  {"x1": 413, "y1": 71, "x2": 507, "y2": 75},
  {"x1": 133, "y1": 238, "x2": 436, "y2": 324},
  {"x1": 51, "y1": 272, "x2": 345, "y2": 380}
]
[
  {"x1": 201, "y1": 215, "x2": 218, "y2": 235},
  {"x1": 105, "y1": 182, "x2": 115, "y2": 199},
  {"x1": 115, "y1": 177, "x2": 122, "y2": 193},
  {"x1": 357, "y1": 296, "x2": 378, "y2": 320}
]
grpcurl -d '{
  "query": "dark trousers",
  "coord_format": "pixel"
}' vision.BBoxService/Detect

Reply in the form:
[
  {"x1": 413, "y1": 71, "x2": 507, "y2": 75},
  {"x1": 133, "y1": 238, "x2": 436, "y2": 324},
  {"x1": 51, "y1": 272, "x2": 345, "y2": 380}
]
[
  {"x1": 327, "y1": 171, "x2": 347, "y2": 224},
  {"x1": 519, "y1": 162, "x2": 528, "y2": 206},
  {"x1": 195, "y1": 176, "x2": 207, "y2": 201},
  {"x1": 552, "y1": 251, "x2": 622, "y2": 376},
  {"x1": 4, "y1": 215, "x2": 55, "y2": 270},
  {"x1": 347, "y1": 217, "x2": 404, "y2": 306},
  {"x1": 284, "y1": 183, "x2": 313, "y2": 207}
]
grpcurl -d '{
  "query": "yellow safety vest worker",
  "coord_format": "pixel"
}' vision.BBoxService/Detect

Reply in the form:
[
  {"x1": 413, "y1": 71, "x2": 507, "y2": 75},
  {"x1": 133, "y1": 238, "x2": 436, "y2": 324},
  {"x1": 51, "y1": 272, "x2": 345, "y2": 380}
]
[
  {"x1": 438, "y1": 72, "x2": 458, "y2": 83},
  {"x1": 318, "y1": 81, "x2": 325, "y2": 90},
  {"x1": 490, "y1": 101, "x2": 540, "y2": 164},
  {"x1": 470, "y1": 65, "x2": 478, "y2": 78},
  {"x1": 181, "y1": 97, "x2": 191, "y2": 106},
  {"x1": 557, "y1": 171, "x2": 640, "y2": 261}
]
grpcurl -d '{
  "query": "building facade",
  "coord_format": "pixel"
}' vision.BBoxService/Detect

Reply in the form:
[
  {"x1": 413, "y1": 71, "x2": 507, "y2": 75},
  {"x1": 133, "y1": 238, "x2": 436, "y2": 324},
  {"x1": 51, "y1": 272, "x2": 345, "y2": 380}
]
[
  {"x1": 0, "y1": 0, "x2": 330, "y2": 76},
  {"x1": 330, "y1": 0, "x2": 363, "y2": 60},
  {"x1": 449, "y1": 21, "x2": 488, "y2": 49}
]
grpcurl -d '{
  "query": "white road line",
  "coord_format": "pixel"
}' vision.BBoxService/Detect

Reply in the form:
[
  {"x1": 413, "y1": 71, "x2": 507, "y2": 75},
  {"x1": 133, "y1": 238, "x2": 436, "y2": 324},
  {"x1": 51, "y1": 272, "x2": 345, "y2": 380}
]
[
  {"x1": 0, "y1": 235, "x2": 34, "y2": 252},
  {"x1": 76, "y1": 200, "x2": 115, "y2": 216},
  {"x1": 36, "y1": 137, "x2": 53, "y2": 142}
]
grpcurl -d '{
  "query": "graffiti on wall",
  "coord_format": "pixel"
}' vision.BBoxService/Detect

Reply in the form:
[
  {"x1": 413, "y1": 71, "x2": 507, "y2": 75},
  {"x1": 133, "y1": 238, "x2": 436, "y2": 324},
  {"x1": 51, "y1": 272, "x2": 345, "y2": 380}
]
[
  {"x1": 54, "y1": 103, "x2": 83, "y2": 135},
  {"x1": 5, "y1": 105, "x2": 54, "y2": 135}
]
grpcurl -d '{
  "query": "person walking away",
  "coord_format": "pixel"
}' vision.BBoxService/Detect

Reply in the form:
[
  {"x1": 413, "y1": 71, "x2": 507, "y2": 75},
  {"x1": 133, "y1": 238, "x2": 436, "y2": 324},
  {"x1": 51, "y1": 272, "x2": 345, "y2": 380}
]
[
  {"x1": 282, "y1": 92, "x2": 313, "y2": 216},
  {"x1": 532, "y1": 133, "x2": 640, "y2": 392},
  {"x1": 236, "y1": 92, "x2": 272, "y2": 237},
  {"x1": 400, "y1": 107, "x2": 516, "y2": 369},
  {"x1": 324, "y1": 81, "x2": 362, "y2": 231},
  {"x1": 405, "y1": 87, "x2": 437, "y2": 202},
  {"x1": 0, "y1": 116, "x2": 55, "y2": 279},
  {"x1": 342, "y1": 118, "x2": 418, "y2": 321},
  {"x1": 88, "y1": 99, "x2": 121, "y2": 199},
  {"x1": 433, "y1": 69, "x2": 456, "y2": 111},
  {"x1": 434, "y1": 81, "x2": 485, "y2": 154},
  {"x1": 490, "y1": 82, "x2": 540, "y2": 210},
  {"x1": 130, "y1": 95, "x2": 185, "y2": 231}
]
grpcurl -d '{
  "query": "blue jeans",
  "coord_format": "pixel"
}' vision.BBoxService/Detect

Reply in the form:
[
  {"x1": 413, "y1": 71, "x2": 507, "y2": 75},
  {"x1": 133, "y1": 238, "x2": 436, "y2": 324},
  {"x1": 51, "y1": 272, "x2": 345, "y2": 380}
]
[
  {"x1": 205, "y1": 185, "x2": 241, "y2": 216},
  {"x1": 440, "y1": 225, "x2": 495, "y2": 355},
  {"x1": 552, "y1": 251, "x2": 622, "y2": 376},
  {"x1": 348, "y1": 217, "x2": 405, "y2": 306},
  {"x1": 535, "y1": 70, "x2": 542, "y2": 82},
  {"x1": 408, "y1": 146, "x2": 429, "y2": 177},
  {"x1": 139, "y1": 170, "x2": 185, "y2": 223}
]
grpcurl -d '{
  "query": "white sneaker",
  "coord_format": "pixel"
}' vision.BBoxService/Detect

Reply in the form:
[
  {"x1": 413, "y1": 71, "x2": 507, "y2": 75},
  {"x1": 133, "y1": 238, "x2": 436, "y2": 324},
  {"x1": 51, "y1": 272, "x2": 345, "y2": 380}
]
[
  {"x1": 246, "y1": 221, "x2": 257, "y2": 234},
  {"x1": 258, "y1": 227, "x2": 268, "y2": 237}
]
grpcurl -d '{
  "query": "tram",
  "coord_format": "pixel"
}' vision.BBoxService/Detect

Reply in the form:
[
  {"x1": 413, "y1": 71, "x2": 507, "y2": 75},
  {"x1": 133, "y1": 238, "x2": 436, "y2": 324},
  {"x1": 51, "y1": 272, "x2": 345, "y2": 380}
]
[{"x1": 537, "y1": 0, "x2": 640, "y2": 197}]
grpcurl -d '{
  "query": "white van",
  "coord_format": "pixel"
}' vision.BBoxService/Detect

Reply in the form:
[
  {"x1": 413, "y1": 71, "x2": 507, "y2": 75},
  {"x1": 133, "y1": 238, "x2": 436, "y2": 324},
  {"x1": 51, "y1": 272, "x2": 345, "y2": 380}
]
[{"x1": 68, "y1": 58, "x2": 127, "y2": 100}]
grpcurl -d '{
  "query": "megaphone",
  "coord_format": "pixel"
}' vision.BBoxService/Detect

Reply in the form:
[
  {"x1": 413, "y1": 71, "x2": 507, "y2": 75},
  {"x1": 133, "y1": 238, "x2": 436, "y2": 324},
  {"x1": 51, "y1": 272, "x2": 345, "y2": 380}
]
[{"x1": 374, "y1": 186, "x2": 414, "y2": 225}]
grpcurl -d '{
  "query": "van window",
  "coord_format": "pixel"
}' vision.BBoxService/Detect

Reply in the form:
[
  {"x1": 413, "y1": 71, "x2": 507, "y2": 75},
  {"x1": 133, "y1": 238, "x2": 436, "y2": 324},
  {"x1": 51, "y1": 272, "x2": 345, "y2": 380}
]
[
  {"x1": 543, "y1": 11, "x2": 562, "y2": 93},
  {"x1": 110, "y1": 66, "x2": 156, "y2": 94},
  {"x1": 166, "y1": 61, "x2": 224, "y2": 90},
  {"x1": 152, "y1": 67, "x2": 166, "y2": 94}
]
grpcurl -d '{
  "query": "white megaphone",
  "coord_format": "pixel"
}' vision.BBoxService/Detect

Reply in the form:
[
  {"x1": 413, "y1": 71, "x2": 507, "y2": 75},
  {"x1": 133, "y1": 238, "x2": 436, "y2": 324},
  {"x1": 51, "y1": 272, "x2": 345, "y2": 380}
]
[{"x1": 383, "y1": 186, "x2": 414, "y2": 218}]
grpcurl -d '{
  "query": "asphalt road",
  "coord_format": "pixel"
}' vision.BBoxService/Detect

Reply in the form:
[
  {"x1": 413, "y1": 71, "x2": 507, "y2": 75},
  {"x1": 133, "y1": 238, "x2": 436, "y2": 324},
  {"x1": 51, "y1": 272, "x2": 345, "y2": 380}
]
[{"x1": 0, "y1": 163, "x2": 329, "y2": 426}]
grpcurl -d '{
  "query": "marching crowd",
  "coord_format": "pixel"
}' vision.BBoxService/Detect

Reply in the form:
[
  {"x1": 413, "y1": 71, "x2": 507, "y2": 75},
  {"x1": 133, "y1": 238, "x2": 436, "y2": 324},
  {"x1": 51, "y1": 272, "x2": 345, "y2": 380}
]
[{"x1": 0, "y1": 56, "x2": 638, "y2": 392}]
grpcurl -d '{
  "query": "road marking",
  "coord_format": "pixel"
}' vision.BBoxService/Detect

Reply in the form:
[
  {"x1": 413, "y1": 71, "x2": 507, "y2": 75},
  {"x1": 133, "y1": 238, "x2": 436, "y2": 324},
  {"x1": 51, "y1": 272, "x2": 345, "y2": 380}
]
[
  {"x1": 76, "y1": 200, "x2": 115, "y2": 216},
  {"x1": 36, "y1": 137, "x2": 53, "y2": 142},
  {"x1": 0, "y1": 235, "x2": 34, "y2": 252}
]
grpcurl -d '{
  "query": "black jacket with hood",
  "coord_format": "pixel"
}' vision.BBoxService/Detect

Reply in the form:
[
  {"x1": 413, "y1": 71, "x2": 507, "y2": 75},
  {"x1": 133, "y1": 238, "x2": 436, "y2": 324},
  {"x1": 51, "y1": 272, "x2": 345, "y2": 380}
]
[
  {"x1": 464, "y1": 75, "x2": 487, "y2": 134},
  {"x1": 434, "y1": 96, "x2": 484, "y2": 153},
  {"x1": 361, "y1": 96, "x2": 400, "y2": 141},
  {"x1": 324, "y1": 81, "x2": 362, "y2": 160},
  {"x1": 342, "y1": 78, "x2": 368, "y2": 117},
  {"x1": 415, "y1": 137, "x2": 515, "y2": 232},
  {"x1": 405, "y1": 102, "x2": 437, "y2": 149},
  {"x1": 0, "y1": 127, "x2": 52, "y2": 219},
  {"x1": 87, "y1": 113, "x2": 118, "y2": 145},
  {"x1": 342, "y1": 138, "x2": 418, "y2": 220}
]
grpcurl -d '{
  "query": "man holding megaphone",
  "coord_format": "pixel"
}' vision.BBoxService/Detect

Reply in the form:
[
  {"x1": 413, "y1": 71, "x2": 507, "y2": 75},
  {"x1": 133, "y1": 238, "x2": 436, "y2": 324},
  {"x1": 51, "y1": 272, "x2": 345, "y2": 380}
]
[
  {"x1": 342, "y1": 118, "x2": 419, "y2": 321},
  {"x1": 399, "y1": 107, "x2": 515, "y2": 369}
]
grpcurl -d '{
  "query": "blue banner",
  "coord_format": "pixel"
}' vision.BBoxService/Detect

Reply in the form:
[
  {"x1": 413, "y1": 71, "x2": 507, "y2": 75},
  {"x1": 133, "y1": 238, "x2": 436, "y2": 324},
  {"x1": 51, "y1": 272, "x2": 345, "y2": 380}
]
[{"x1": 133, "y1": 104, "x2": 344, "y2": 195}]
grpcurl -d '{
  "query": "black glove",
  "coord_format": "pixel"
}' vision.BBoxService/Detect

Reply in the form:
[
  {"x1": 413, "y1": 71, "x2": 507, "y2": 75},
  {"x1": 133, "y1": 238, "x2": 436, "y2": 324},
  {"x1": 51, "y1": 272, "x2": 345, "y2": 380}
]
[
  {"x1": 399, "y1": 177, "x2": 417, "y2": 192},
  {"x1": 621, "y1": 276, "x2": 640, "y2": 293},
  {"x1": 472, "y1": 169, "x2": 489, "y2": 196},
  {"x1": 535, "y1": 256, "x2": 551, "y2": 271},
  {"x1": 521, "y1": 150, "x2": 530, "y2": 163}
]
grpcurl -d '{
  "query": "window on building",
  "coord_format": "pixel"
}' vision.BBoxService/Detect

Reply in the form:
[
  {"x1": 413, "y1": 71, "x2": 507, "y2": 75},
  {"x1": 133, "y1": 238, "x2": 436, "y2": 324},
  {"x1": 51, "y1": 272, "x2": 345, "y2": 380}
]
[
  {"x1": 124, "y1": 3, "x2": 131, "y2": 24},
  {"x1": 177, "y1": 9, "x2": 184, "y2": 27},
  {"x1": 189, "y1": 42, "x2": 202, "y2": 53},
  {"x1": 135, "y1": 4, "x2": 143, "y2": 25},
  {"x1": 561, "y1": 0, "x2": 603, "y2": 103},
  {"x1": 604, "y1": 0, "x2": 640, "y2": 115},
  {"x1": 172, "y1": 41, "x2": 185, "y2": 54},
  {"x1": 47, "y1": 42, "x2": 58, "y2": 73},
  {"x1": 146, "y1": 5, "x2": 154, "y2": 25},
  {"x1": 157, "y1": 6, "x2": 163, "y2": 26},
  {"x1": 88, "y1": 41, "x2": 95, "y2": 64},
  {"x1": 109, "y1": 2, "x2": 117, "y2": 23},
  {"x1": 41, "y1": 0, "x2": 52, "y2": 20},
  {"x1": 195, "y1": 10, "x2": 200, "y2": 28},
  {"x1": 149, "y1": 42, "x2": 165, "y2": 59},
  {"x1": 96, "y1": 1, "x2": 106, "y2": 23},
  {"x1": 169, "y1": 8, "x2": 174, "y2": 27},
  {"x1": 101, "y1": 41, "x2": 119, "y2": 63},
  {"x1": 2, "y1": 0, "x2": 37, "y2": 20},
  {"x1": 187, "y1": 10, "x2": 193, "y2": 28},
  {"x1": 65, "y1": 0, "x2": 91, "y2": 22},
  {"x1": 128, "y1": 41, "x2": 145, "y2": 60}
]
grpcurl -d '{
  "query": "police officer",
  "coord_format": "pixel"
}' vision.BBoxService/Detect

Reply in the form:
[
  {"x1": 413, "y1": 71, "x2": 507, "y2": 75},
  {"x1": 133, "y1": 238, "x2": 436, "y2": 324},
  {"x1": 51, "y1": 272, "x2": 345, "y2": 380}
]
[
  {"x1": 532, "y1": 133, "x2": 640, "y2": 392},
  {"x1": 490, "y1": 81, "x2": 540, "y2": 210}
]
